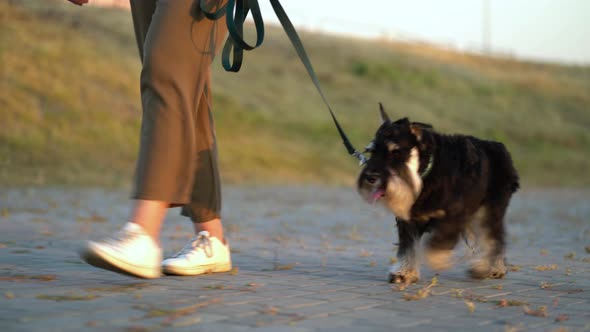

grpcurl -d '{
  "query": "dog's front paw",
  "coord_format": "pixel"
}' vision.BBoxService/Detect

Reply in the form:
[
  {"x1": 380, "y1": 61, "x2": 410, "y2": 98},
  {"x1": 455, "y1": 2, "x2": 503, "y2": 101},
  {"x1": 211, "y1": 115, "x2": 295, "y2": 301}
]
[
  {"x1": 388, "y1": 263, "x2": 419, "y2": 284},
  {"x1": 468, "y1": 266, "x2": 506, "y2": 279},
  {"x1": 468, "y1": 258, "x2": 507, "y2": 279}
]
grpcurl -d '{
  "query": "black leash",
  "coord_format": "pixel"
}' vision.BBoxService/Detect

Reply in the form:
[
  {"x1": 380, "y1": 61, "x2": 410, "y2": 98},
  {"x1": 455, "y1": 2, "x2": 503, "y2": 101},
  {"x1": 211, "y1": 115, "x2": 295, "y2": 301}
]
[{"x1": 200, "y1": 0, "x2": 367, "y2": 165}]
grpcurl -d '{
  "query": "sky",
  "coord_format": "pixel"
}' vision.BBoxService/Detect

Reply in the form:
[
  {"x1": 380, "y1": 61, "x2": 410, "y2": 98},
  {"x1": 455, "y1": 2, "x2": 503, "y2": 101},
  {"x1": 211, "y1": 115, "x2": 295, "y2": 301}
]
[{"x1": 255, "y1": 0, "x2": 590, "y2": 65}]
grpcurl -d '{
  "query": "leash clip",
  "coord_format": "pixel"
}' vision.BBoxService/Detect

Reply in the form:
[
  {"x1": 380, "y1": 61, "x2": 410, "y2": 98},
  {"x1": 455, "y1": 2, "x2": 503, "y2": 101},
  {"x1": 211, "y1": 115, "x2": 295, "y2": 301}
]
[{"x1": 352, "y1": 151, "x2": 368, "y2": 166}]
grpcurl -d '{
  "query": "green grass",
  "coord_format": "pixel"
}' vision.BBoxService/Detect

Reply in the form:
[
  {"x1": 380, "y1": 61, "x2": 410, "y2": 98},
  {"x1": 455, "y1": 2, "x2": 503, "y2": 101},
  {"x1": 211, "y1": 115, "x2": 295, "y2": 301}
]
[{"x1": 2, "y1": 0, "x2": 589, "y2": 187}]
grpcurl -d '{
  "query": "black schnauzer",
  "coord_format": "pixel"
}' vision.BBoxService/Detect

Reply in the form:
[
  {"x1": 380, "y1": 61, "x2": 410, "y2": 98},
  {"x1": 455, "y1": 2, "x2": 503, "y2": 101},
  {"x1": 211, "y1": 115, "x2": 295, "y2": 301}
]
[{"x1": 358, "y1": 103, "x2": 519, "y2": 284}]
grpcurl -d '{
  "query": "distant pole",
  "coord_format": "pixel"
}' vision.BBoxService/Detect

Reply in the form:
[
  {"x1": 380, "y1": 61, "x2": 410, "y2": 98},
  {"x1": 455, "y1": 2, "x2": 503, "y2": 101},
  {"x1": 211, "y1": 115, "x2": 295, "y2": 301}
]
[{"x1": 483, "y1": 0, "x2": 491, "y2": 54}]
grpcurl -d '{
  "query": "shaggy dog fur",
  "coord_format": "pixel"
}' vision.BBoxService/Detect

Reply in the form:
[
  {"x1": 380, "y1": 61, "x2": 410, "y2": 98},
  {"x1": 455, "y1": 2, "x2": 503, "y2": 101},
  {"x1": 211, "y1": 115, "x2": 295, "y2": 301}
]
[{"x1": 358, "y1": 104, "x2": 519, "y2": 284}]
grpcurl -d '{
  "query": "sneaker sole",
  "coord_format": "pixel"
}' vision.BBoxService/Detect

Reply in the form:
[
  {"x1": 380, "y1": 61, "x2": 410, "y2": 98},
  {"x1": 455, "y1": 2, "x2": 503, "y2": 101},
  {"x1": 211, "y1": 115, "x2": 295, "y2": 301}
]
[
  {"x1": 162, "y1": 262, "x2": 232, "y2": 276},
  {"x1": 79, "y1": 244, "x2": 160, "y2": 279}
]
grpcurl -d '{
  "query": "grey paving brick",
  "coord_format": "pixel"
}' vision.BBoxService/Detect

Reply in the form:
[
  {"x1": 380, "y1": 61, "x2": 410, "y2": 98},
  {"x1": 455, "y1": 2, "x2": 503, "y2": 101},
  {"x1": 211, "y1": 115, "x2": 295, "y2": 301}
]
[{"x1": 2, "y1": 187, "x2": 589, "y2": 331}]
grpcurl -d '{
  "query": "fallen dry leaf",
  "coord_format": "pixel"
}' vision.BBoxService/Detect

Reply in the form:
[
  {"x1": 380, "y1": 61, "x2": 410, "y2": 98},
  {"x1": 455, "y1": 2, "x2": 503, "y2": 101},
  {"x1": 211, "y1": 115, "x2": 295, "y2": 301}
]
[
  {"x1": 402, "y1": 276, "x2": 437, "y2": 301},
  {"x1": 36, "y1": 294, "x2": 98, "y2": 302},
  {"x1": 508, "y1": 264, "x2": 522, "y2": 272},
  {"x1": 463, "y1": 292, "x2": 488, "y2": 303},
  {"x1": 451, "y1": 289, "x2": 464, "y2": 298},
  {"x1": 465, "y1": 300, "x2": 476, "y2": 313},
  {"x1": 430, "y1": 276, "x2": 438, "y2": 287},
  {"x1": 534, "y1": 264, "x2": 558, "y2": 271},
  {"x1": 496, "y1": 299, "x2": 529, "y2": 307},
  {"x1": 523, "y1": 305, "x2": 548, "y2": 318},
  {"x1": 585, "y1": 245, "x2": 590, "y2": 254},
  {"x1": 274, "y1": 264, "x2": 294, "y2": 271},
  {"x1": 504, "y1": 325, "x2": 525, "y2": 332},
  {"x1": 5, "y1": 292, "x2": 15, "y2": 299},
  {"x1": 540, "y1": 249, "x2": 549, "y2": 256},
  {"x1": 492, "y1": 284, "x2": 504, "y2": 290},
  {"x1": 160, "y1": 302, "x2": 214, "y2": 326},
  {"x1": 260, "y1": 306, "x2": 279, "y2": 315},
  {"x1": 359, "y1": 249, "x2": 373, "y2": 257},
  {"x1": 239, "y1": 283, "x2": 259, "y2": 292},
  {"x1": 540, "y1": 282, "x2": 553, "y2": 289},
  {"x1": 403, "y1": 288, "x2": 432, "y2": 301},
  {"x1": 0, "y1": 274, "x2": 56, "y2": 282},
  {"x1": 563, "y1": 252, "x2": 576, "y2": 260},
  {"x1": 230, "y1": 267, "x2": 239, "y2": 275},
  {"x1": 85, "y1": 283, "x2": 150, "y2": 293},
  {"x1": 170, "y1": 316, "x2": 202, "y2": 328},
  {"x1": 554, "y1": 314, "x2": 569, "y2": 322},
  {"x1": 203, "y1": 284, "x2": 227, "y2": 290},
  {"x1": 11, "y1": 249, "x2": 31, "y2": 254}
]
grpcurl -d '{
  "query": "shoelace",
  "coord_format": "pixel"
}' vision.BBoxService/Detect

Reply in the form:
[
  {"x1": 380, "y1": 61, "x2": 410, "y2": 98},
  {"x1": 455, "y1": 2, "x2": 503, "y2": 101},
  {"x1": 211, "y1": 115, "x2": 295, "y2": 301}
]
[{"x1": 174, "y1": 233, "x2": 213, "y2": 259}]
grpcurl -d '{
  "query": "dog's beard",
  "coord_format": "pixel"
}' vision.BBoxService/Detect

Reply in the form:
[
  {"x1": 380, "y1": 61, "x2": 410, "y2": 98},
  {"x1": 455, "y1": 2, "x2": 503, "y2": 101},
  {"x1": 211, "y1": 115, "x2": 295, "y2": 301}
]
[
  {"x1": 359, "y1": 148, "x2": 423, "y2": 220},
  {"x1": 383, "y1": 175, "x2": 416, "y2": 220},
  {"x1": 358, "y1": 182, "x2": 386, "y2": 205}
]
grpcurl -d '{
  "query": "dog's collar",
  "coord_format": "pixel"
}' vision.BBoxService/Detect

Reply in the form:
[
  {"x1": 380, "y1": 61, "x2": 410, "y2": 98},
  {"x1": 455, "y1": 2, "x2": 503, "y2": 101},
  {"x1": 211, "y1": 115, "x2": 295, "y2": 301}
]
[{"x1": 420, "y1": 153, "x2": 434, "y2": 179}]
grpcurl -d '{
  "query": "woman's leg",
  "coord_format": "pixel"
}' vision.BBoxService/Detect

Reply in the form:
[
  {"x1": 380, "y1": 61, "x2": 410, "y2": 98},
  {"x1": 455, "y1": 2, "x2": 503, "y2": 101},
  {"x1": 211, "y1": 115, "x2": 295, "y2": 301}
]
[
  {"x1": 81, "y1": 0, "x2": 229, "y2": 278},
  {"x1": 131, "y1": 0, "x2": 228, "y2": 232}
]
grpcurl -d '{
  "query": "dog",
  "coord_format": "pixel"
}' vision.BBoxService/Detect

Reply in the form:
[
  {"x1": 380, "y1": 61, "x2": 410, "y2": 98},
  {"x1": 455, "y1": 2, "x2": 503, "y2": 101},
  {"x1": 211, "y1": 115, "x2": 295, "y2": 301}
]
[{"x1": 357, "y1": 103, "x2": 519, "y2": 284}]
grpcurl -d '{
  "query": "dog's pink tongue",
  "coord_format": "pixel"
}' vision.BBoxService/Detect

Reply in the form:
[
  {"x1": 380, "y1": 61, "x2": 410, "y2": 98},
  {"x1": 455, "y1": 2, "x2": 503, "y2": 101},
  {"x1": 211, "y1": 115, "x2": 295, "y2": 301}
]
[{"x1": 370, "y1": 189, "x2": 385, "y2": 203}]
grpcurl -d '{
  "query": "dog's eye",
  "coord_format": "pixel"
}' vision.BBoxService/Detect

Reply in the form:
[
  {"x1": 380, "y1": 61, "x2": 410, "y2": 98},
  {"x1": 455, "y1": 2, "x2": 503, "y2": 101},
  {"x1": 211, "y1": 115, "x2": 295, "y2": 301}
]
[
  {"x1": 390, "y1": 148, "x2": 406, "y2": 158},
  {"x1": 366, "y1": 175, "x2": 378, "y2": 184}
]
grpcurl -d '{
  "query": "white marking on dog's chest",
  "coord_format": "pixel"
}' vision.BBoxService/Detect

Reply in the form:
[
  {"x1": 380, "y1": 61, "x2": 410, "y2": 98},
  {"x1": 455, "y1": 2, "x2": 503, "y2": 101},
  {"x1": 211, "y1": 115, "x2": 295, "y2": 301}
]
[
  {"x1": 406, "y1": 148, "x2": 423, "y2": 196},
  {"x1": 383, "y1": 148, "x2": 423, "y2": 220}
]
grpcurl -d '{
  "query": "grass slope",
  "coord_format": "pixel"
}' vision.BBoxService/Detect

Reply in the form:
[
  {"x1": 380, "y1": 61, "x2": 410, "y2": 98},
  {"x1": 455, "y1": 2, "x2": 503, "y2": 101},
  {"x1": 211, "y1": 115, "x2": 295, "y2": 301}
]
[{"x1": 2, "y1": 0, "x2": 589, "y2": 187}]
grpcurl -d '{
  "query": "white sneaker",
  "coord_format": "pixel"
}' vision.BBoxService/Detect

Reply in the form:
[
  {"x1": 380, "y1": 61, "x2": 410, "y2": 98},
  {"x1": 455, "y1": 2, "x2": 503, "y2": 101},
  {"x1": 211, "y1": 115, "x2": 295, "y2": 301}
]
[
  {"x1": 162, "y1": 231, "x2": 232, "y2": 276},
  {"x1": 80, "y1": 222, "x2": 162, "y2": 279}
]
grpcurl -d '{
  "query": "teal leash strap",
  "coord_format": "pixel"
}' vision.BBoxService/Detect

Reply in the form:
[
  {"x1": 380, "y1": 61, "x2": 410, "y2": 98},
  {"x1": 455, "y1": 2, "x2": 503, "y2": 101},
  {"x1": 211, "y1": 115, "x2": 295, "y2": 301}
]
[
  {"x1": 223, "y1": 0, "x2": 265, "y2": 71},
  {"x1": 199, "y1": 0, "x2": 366, "y2": 164},
  {"x1": 268, "y1": 0, "x2": 363, "y2": 163},
  {"x1": 226, "y1": 0, "x2": 264, "y2": 51}
]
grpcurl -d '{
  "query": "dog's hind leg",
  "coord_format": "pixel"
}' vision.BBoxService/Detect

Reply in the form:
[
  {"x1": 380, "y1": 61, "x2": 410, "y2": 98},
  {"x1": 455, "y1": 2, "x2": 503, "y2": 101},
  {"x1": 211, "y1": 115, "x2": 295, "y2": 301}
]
[
  {"x1": 468, "y1": 204, "x2": 508, "y2": 279},
  {"x1": 389, "y1": 218, "x2": 422, "y2": 284},
  {"x1": 423, "y1": 216, "x2": 465, "y2": 271}
]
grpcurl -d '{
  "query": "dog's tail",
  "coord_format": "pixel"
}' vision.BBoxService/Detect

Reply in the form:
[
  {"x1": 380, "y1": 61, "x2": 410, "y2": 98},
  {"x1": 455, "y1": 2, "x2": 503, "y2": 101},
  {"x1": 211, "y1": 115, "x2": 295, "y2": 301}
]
[{"x1": 488, "y1": 142, "x2": 520, "y2": 194}]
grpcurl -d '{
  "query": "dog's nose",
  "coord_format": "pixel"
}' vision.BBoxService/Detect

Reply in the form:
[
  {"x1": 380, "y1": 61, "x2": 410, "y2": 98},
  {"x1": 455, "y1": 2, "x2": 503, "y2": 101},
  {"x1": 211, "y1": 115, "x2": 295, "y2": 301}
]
[{"x1": 365, "y1": 174, "x2": 379, "y2": 185}]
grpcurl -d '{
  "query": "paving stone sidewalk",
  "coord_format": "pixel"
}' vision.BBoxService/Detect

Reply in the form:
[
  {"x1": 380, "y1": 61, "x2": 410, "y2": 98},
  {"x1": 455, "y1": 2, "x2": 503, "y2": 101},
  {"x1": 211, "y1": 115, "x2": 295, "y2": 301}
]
[{"x1": 1, "y1": 186, "x2": 589, "y2": 332}]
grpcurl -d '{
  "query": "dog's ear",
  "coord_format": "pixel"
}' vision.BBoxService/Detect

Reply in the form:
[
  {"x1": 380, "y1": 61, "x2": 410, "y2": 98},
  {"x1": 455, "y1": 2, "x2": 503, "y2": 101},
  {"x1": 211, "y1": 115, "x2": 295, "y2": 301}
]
[
  {"x1": 410, "y1": 124, "x2": 424, "y2": 141},
  {"x1": 379, "y1": 102, "x2": 390, "y2": 123},
  {"x1": 464, "y1": 139, "x2": 479, "y2": 165},
  {"x1": 410, "y1": 122, "x2": 433, "y2": 141}
]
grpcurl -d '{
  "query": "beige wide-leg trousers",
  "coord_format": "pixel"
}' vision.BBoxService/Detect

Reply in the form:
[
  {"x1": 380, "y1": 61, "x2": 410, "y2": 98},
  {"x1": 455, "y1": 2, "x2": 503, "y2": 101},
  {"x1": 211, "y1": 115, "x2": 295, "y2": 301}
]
[{"x1": 129, "y1": 0, "x2": 227, "y2": 223}]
